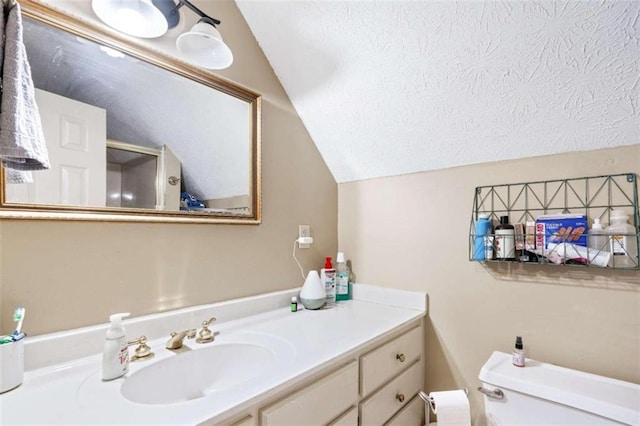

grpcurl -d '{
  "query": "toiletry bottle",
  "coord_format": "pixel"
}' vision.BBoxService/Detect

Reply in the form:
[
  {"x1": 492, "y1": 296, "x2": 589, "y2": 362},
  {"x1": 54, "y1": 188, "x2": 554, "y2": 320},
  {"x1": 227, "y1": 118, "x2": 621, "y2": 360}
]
[
  {"x1": 495, "y1": 216, "x2": 515, "y2": 260},
  {"x1": 320, "y1": 257, "x2": 336, "y2": 307},
  {"x1": 512, "y1": 336, "x2": 525, "y2": 367},
  {"x1": 606, "y1": 210, "x2": 638, "y2": 268},
  {"x1": 335, "y1": 252, "x2": 351, "y2": 301},
  {"x1": 102, "y1": 312, "x2": 130, "y2": 381},
  {"x1": 290, "y1": 296, "x2": 298, "y2": 312},
  {"x1": 474, "y1": 214, "x2": 492, "y2": 261},
  {"x1": 588, "y1": 218, "x2": 609, "y2": 255}
]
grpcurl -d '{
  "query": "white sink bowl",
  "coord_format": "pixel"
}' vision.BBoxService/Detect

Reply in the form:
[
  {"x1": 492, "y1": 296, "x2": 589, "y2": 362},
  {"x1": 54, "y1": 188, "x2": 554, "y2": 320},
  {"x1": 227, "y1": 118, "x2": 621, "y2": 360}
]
[{"x1": 121, "y1": 342, "x2": 277, "y2": 405}]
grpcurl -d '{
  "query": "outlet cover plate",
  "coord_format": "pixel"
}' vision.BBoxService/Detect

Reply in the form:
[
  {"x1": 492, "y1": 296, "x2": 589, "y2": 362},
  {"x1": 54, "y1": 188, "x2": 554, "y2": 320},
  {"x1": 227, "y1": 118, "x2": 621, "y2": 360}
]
[{"x1": 298, "y1": 225, "x2": 310, "y2": 248}]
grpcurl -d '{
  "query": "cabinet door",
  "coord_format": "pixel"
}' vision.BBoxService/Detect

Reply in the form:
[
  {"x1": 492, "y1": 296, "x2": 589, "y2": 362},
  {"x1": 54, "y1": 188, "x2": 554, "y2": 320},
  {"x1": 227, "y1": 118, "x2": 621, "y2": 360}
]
[
  {"x1": 360, "y1": 361, "x2": 423, "y2": 426},
  {"x1": 361, "y1": 326, "x2": 422, "y2": 396},
  {"x1": 260, "y1": 361, "x2": 358, "y2": 426}
]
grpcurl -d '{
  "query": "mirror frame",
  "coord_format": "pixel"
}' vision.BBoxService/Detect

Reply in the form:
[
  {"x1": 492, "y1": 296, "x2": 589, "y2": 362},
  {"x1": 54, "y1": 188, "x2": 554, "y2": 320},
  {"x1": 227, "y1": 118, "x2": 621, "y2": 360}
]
[{"x1": 0, "y1": 0, "x2": 261, "y2": 224}]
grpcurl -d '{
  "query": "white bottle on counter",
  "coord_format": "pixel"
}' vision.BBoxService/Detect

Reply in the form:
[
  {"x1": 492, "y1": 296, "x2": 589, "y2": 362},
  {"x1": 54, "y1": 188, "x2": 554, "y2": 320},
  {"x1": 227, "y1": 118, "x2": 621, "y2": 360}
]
[
  {"x1": 102, "y1": 312, "x2": 130, "y2": 381},
  {"x1": 606, "y1": 210, "x2": 638, "y2": 268}
]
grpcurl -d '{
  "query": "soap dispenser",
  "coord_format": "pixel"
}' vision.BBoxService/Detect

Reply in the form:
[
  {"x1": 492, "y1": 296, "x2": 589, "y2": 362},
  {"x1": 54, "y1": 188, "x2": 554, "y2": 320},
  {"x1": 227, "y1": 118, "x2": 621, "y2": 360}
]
[{"x1": 102, "y1": 312, "x2": 130, "y2": 381}]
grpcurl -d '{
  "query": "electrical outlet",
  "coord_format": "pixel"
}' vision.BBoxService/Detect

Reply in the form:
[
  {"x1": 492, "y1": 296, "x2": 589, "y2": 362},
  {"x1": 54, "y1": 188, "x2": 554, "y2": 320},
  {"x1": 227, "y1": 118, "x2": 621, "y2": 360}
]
[{"x1": 298, "y1": 225, "x2": 311, "y2": 248}]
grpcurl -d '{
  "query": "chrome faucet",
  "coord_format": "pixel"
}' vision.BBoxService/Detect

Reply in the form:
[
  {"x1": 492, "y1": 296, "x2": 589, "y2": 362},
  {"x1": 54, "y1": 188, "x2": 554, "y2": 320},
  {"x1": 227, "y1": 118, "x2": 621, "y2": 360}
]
[{"x1": 165, "y1": 329, "x2": 196, "y2": 349}]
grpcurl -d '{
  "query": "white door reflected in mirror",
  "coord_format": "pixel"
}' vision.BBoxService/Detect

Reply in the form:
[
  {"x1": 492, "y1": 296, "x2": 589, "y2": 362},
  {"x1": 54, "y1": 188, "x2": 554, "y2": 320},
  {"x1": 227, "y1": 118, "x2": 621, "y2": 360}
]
[{"x1": 6, "y1": 89, "x2": 106, "y2": 206}]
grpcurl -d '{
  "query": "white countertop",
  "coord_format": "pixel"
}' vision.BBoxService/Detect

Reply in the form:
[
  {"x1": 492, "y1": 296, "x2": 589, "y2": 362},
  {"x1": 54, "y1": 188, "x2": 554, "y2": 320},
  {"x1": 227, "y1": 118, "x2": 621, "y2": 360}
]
[{"x1": 0, "y1": 284, "x2": 426, "y2": 425}]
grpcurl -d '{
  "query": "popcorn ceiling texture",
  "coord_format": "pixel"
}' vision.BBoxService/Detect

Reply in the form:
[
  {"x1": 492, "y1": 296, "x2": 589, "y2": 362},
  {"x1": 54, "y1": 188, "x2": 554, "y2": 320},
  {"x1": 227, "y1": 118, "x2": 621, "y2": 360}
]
[{"x1": 236, "y1": 0, "x2": 640, "y2": 183}]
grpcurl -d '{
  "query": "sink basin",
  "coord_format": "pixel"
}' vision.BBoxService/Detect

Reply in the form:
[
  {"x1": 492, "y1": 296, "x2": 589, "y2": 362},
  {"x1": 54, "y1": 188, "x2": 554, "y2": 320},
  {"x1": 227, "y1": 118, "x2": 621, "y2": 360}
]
[{"x1": 121, "y1": 342, "x2": 277, "y2": 405}]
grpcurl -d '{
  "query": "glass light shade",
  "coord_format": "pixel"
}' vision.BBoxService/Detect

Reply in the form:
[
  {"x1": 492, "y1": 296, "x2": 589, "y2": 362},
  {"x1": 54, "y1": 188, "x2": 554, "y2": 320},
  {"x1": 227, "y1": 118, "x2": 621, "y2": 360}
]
[
  {"x1": 176, "y1": 21, "x2": 233, "y2": 70},
  {"x1": 92, "y1": 0, "x2": 168, "y2": 38}
]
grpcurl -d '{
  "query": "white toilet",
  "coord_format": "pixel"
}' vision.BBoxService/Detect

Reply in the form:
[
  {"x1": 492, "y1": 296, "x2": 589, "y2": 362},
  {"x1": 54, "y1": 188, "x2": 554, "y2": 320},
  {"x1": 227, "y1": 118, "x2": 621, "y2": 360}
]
[{"x1": 478, "y1": 351, "x2": 640, "y2": 425}]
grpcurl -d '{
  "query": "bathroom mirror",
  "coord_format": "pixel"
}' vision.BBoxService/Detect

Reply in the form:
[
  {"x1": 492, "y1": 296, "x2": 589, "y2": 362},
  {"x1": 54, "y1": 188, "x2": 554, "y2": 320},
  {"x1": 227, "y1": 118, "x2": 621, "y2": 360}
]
[{"x1": 0, "y1": 0, "x2": 261, "y2": 224}]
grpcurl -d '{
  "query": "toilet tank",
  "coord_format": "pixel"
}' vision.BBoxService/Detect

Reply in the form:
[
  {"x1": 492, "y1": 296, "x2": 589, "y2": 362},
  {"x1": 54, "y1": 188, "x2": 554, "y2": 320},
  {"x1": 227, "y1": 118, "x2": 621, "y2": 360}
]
[{"x1": 478, "y1": 351, "x2": 640, "y2": 426}]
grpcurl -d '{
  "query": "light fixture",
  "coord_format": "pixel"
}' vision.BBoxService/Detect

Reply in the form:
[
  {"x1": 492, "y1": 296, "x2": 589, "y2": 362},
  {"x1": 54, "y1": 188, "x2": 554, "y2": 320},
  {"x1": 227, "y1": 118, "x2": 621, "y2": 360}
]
[
  {"x1": 91, "y1": 0, "x2": 169, "y2": 38},
  {"x1": 91, "y1": 0, "x2": 233, "y2": 70},
  {"x1": 176, "y1": 17, "x2": 233, "y2": 69}
]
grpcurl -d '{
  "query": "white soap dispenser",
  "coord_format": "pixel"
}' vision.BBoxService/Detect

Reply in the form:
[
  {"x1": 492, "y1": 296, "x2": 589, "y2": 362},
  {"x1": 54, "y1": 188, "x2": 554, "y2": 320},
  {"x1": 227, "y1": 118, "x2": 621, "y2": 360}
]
[{"x1": 102, "y1": 312, "x2": 130, "y2": 381}]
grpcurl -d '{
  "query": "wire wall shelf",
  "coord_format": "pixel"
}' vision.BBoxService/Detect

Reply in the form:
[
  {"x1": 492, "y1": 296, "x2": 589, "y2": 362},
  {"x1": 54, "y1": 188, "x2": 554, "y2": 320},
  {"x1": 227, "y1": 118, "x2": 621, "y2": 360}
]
[{"x1": 468, "y1": 173, "x2": 640, "y2": 269}]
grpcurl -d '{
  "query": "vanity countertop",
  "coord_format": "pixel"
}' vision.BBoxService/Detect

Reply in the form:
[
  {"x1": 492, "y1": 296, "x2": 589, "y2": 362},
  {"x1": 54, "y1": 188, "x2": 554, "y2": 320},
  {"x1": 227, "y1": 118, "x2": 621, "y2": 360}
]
[{"x1": 0, "y1": 284, "x2": 426, "y2": 425}]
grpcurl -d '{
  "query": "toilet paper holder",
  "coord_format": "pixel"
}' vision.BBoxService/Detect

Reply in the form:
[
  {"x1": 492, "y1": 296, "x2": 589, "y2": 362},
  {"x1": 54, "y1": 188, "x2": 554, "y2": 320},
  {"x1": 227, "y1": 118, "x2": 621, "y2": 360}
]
[{"x1": 419, "y1": 388, "x2": 469, "y2": 417}]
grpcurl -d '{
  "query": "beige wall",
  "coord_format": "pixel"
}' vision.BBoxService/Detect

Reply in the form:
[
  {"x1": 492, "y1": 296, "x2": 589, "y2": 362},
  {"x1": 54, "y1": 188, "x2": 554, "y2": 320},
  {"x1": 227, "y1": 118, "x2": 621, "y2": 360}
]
[
  {"x1": 0, "y1": 0, "x2": 337, "y2": 335},
  {"x1": 338, "y1": 145, "x2": 640, "y2": 424}
]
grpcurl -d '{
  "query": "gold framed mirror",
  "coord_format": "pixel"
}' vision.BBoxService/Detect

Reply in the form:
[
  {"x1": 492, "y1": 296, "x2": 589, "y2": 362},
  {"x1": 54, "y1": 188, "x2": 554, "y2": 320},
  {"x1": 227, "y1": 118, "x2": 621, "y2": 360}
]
[{"x1": 0, "y1": 0, "x2": 261, "y2": 224}]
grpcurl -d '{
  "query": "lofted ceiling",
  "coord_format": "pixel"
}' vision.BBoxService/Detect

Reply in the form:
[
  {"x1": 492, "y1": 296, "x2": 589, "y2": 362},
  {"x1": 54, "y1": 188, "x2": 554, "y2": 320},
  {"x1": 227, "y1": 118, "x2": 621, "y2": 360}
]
[{"x1": 235, "y1": 0, "x2": 640, "y2": 183}]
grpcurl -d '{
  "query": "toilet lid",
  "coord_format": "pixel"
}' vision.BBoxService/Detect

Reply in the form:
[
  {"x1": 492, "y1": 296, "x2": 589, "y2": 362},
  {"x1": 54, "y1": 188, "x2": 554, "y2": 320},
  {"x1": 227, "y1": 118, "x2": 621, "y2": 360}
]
[{"x1": 479, "y1": 351, "x2": 640, "y2": 425}]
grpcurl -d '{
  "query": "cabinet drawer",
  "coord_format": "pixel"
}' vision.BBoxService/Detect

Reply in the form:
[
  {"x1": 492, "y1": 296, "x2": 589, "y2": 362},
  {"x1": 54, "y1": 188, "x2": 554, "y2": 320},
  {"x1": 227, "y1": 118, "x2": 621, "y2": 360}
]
[
  {"x1": 360, "y1": 361, "x2": 423, "y2": 426},
  {"x1": 384, "y1": 394, "x2": 424, "y2": 426},
  {"x1": 328, "y1": 406, "x2": 358, "y2": 426},
  {"x1": 260, "y1": 361, "x2": 358, "y2": 426},
  {"x1": 361, "y1": 326, "x2": 422, "y2": 396}
]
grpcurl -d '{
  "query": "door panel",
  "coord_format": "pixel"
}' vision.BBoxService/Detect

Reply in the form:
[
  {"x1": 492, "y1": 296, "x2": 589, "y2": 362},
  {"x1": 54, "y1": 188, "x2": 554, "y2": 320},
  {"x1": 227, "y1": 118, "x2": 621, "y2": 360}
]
[{"x1": 6, "y1": 89, "x2": 106, "y2": 206}]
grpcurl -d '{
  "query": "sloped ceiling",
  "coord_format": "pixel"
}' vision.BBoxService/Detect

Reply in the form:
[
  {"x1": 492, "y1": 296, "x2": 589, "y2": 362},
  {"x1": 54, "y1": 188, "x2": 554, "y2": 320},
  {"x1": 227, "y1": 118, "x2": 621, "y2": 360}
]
[{"x1": 235, "y1": 1, "x2": 640, "y2": 183}]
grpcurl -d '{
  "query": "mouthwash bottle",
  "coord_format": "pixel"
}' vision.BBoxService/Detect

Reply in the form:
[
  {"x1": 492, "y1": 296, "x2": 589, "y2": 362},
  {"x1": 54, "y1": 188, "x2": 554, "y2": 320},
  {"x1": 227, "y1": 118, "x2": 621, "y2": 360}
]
[{"x1": 335, "y1": 252, "x2": 351, "y2": 301}]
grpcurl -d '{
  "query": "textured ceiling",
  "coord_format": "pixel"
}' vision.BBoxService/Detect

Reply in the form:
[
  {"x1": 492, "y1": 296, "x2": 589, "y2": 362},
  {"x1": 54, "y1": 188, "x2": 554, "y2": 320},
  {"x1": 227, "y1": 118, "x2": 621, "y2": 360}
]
[{"x1": 236, "y1": 0, "x2": 640, "y2": 183}]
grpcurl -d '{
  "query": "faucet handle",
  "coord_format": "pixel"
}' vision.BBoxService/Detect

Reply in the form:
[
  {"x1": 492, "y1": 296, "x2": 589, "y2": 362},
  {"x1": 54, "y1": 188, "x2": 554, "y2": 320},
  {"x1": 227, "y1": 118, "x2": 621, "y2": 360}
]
[
  {"x1": 128, "y1": 335, "x2": 154, "y2": 361},
  {"x1": 196, "y1": 317, "x2": 218, "y2": 344}
]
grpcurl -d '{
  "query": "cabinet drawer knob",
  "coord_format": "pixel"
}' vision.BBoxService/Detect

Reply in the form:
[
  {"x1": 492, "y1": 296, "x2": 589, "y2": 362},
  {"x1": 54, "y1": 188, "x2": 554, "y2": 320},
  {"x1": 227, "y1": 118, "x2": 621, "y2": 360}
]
[
  {"x1": 396, "y1": 393, "x2": 405, "y2": 403},
  {"x1": 396, "y1": 353, "x2": 405, "y2": 362}
]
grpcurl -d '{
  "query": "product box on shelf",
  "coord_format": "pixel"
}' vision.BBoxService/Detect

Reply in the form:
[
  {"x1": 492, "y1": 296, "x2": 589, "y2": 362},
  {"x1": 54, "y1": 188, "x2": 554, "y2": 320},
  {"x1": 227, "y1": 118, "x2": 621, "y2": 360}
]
[
  {"x1": 535, "y1": 214, "x2": 588, "y2": 250},
  {"x1": 525, "y1": 221, "x2": 536, "y2": 250}
]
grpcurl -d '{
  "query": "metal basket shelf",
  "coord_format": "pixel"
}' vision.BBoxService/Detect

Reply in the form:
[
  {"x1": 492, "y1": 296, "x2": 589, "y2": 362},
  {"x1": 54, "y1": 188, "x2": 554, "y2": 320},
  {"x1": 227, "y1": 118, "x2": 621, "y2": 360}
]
[{"x1": 468, "y1": 173, "x2": 640, "y2": 269}]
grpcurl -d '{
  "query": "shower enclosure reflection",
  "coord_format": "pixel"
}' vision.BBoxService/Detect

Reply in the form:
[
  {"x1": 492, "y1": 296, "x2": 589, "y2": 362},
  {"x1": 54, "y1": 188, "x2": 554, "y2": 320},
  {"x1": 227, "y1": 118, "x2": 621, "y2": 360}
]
[{"x1": 106, "y1": 141, "x2": 182, "y2": 211}]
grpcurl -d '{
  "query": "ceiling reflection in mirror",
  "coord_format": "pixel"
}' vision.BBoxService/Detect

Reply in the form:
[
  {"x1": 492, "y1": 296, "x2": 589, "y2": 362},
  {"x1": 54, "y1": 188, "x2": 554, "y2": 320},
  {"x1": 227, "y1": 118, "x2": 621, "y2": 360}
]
[{"x1": 0, "y1": 3, "x2": 261, "y2": 224}]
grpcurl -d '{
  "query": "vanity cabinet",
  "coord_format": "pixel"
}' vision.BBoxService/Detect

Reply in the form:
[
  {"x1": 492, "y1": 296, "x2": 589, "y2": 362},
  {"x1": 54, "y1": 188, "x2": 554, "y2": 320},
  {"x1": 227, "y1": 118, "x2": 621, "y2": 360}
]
[
  {"x1": 221, "y1": 321, "x2": 424, "y2": 426},
  {"x1": 359, "y1": 362, "x2": 423, "y2": 425},
  {"x1": 360, "y1": 326, "x2": 422, "y2": 396},
  {"x1": 260, "y1": 362, "x2": 359, "y2": 425},
  {"x1": 359, "y1": 326, "x2": 424, "y2": 426},
  {"x1": 6, "y1": 286, "x2": 426, "y2": 426}
]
